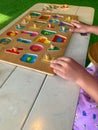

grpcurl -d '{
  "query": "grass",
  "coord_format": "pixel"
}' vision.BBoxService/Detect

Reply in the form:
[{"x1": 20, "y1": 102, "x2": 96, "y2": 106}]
[{"x1": 0, "y1": 0, "x2": 98, "y2": 65}]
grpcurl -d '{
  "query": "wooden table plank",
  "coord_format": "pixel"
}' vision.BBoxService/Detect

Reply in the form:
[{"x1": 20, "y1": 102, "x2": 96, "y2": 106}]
[
  {"x1": 76, "y1": 6, "x2": 95, "y2": 24},
  {"x1": 0, "y1": 67, "x2": 46, "y2": 130},
  {"x1": 22, "y1": 76, "x2": 79, "y2": 130},
  {"x1": 0, "y1": 63, "x2": 15, "y2": 87}
]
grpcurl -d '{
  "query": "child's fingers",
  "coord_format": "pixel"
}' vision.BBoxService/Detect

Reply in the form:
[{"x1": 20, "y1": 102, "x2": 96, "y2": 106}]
[
  {"x1": 55, "y1": 57, "x2": 74, "y2": 64},
  {"x1": 51, "y1": 58, "x2": 68, "y2": 68},
  {"x1": 71, "y1": 20, "x2": 80, "y2": 24},
  {"x1": 53, "y1": 69, "x2": 66, "y2": 79},
  {"x1": 70, "y1": 26, "x2": 82, "y2": 33},
  {"x1": 71, "y1": 22, "x2": 80, "y2": 28},
  {"x1": 50, "y1": 63, "x2": 64, "y2": 73}
]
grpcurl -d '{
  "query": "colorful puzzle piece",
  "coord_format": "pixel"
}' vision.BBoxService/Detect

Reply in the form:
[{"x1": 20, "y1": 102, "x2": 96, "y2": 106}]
[
  {"x1": 7, "y1": 31, "x2": 18, "y2": 37},
  {"x1": 17, "y1": 38, "x2": 32, "y2": 44},
  {"x1": 42, "y1": 53, "x2": 55, "y2": 63},
  {"x1": 20, "y1": 54, "x2": 38, "y2": 63},
  {"x1": 0, "y1": 37, "x2": 12, "y2": 44},
  {"x1": 34, "y1": 20, "x2": 47, "y2": 24},
  {"x1": 30, "y1": 44, "x2": 44, "y2": 52},
  {"x1": 25, "y1": 15, "x2": 32, "y2": 20},
  {"x1": 47, "y1": 23, "x2": 54, "y2": 28},
  {"x1": 39, "y1": 15, "x2": 51, "y2": 20},
  {"x1": 42, "y1": 4, "x2": 69, "y2": 12},
  {"x1": 48, "y1": 44, "x2": 60, "y2": 50},
  {"x1": 53, "y1": 14, "x2": 64, "y2": 18},
  {"x1": 6, "y1": 47, "x2": 23, "y2": 54},
  {"x1": 35, "y1": 36, "x2": 51, "y2": 44},
  {"x1": 16, "y1": 24, "x2": 25, "y2": 30},
  {"x1": 49, "y1": 19, "x2": 59, "y2": 23},
  {"x1": 30, "y1": 12, "x2": 41, "y2": 16},
  {"x1": 59, "y1": 26, "x2": 69, "y2": 33},
  {"x1": 21, "y1": 30, "x2": 38, "y2": 37},
  {"x1": 52, "y1": 34, "x2": 67, "y2": 42},
  {"x1": 59, "y1": 22, "x2": 67, "y2": 26},
  {"x1": 29, "y1": 24, "x2": 41, "y2": 30},
  {"x1": 21, "y1": 19, "x2": 29, "y2": 25},
  {"x1": 41, "y1": 29, "x2": 56, "y2": 36}
]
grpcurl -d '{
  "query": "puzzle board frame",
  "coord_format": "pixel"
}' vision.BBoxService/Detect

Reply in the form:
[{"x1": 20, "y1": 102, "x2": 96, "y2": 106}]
[{"x1": 0, "y1": 10, "x2": 78, "y2": 75}]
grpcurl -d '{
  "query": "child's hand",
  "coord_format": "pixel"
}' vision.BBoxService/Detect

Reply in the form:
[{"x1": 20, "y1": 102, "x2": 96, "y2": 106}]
[
  {"x1": 70, "y1": 20, "x2": 90, "y2": 33},
  {"x1": 50, "y1": 57, "x2": 86, "y2": 83}
]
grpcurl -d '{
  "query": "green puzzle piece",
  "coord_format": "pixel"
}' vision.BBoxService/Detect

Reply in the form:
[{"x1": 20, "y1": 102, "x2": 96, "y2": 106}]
[{"x1": 41, "y1": 29, "x2": 56, "y2": 36}]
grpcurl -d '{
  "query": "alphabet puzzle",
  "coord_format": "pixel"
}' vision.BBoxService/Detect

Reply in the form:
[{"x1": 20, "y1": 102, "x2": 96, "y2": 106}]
[{"x1": 0, "y1": 11, "x2": 78, "y2": 75}]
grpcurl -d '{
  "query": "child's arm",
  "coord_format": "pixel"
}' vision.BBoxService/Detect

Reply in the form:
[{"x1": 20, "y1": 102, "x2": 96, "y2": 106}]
[
  {"x1": 88, "y1": 25, "x2": 98, "y2": 35},
  {"x1": 50, "y1": 57, "x2": 98, "y2": 103},
  {"x1": 70, "y1": 20, "x2": 98, "y2": 35}
]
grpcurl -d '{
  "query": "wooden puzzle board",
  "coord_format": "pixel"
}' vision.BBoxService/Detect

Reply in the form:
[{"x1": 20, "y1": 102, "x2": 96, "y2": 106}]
[{"x1": 0, "y1": 10, "x2": 78, "y2": 75}]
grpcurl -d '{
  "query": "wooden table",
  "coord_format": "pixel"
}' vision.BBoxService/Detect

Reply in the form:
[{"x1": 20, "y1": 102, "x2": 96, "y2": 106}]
[{"x1": 0, "y1": 3, "x2": 94, "y2": 130}]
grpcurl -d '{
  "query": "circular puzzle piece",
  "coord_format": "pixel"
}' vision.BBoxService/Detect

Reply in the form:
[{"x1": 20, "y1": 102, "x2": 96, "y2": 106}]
[
  {"x1": 0, "y1": 37, "x2": 12, "y2": 44},
  {"x1": 7, "y1": 31, "x2": 18, "y2": 37},
  {"x1": 30, "y1": 44, "x2": 44, "y2": 52}
]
